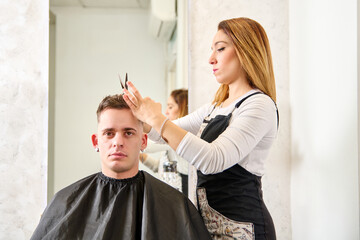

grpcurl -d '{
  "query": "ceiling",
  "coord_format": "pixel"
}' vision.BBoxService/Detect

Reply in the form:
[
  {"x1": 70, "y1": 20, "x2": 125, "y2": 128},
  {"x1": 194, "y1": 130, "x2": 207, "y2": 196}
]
[{"x1": 50, "y1": 0, "x2": 150, "y2": 8}]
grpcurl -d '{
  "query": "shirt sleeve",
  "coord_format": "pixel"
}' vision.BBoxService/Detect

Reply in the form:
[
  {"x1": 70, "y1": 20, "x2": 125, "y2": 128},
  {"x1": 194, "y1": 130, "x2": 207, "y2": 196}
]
[
  {"x1": 144, "y1": 141, "x2": 171, "y2": 153},
  {"x1": 176, "y1": 95, "x2": 277, "y2": 174},
  {"x1": 147, "y1": 103, "x2": 212, "y2": 143},
  {"x1": 142, "y1": 154, "x2": 160, "y2": 172}
]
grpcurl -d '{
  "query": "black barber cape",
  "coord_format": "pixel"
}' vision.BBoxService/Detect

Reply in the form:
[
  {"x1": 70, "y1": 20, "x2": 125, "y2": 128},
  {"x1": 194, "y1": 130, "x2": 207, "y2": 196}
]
[{"x1": 31, "y1": 171, "x2": 211, "y2": 240}]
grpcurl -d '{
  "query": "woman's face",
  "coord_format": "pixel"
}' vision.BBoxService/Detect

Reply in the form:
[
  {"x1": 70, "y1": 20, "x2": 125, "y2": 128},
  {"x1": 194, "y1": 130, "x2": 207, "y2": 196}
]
[
  {"x1": 165, "y1": 96, "x2": 180, "y2": 120},
  {"x1": 208, "y1": 30, "x2": 245, "y2": 85}
]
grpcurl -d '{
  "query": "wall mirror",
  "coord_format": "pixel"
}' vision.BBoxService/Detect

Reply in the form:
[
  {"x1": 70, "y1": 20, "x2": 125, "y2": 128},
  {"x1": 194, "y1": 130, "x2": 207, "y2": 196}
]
[{"x1": 49, "y1": 0, "x2": 188, "y2": 201}]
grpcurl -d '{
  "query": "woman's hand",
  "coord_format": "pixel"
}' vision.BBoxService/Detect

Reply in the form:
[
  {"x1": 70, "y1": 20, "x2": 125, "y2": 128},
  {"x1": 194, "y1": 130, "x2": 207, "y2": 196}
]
[
  {"x1": 123, "y1": 81, "x2": 165, "y2": 128},
  {"x1": 123, "y1": 81, "x2": 188, "y2": 150}
]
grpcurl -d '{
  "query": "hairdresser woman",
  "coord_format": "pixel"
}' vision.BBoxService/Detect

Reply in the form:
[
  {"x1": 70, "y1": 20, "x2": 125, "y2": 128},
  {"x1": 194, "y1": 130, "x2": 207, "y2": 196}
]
[{"x1": 124, "y1": 17, "x2": 278, "y2": 240}]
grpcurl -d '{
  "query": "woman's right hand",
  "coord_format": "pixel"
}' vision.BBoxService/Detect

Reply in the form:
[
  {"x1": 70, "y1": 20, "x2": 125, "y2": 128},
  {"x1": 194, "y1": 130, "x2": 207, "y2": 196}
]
[
  {"x1": 124, "y1": 81, "x2": 188, "y2": 150},
  {"x1": 123, "y1": 81, "x2": 165, "y2": 128}
]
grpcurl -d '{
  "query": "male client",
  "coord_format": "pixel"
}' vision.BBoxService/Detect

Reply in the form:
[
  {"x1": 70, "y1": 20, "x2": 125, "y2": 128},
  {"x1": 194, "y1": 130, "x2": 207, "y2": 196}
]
[{"x1": 31, "y1": 94, "x2": 211, "y2": 240}]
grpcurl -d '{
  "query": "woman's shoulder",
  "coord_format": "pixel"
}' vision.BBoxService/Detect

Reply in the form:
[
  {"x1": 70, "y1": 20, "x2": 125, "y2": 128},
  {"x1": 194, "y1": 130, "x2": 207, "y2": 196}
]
[
  {"x1": 230, "y1": 92, "x2": 278, "y2": 132},
  {"x1": 247, "y1": 91, "x2": 275, "y2": 103},
  {"x1": 234, "y1": 91, "x2": 278, "y2": 118}
]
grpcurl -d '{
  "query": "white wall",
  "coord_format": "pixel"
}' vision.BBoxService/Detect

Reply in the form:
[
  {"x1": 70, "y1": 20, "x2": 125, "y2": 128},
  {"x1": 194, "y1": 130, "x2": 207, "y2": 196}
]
[
  {"x1": 0, "y1": 0, "x2": 48, "y2": 239},
  {"x1": 188, "y1": 0, "x2": 291, "y2": 239},
  {"x1": 49, "y1": 7, "x2": 167, "y2": 196},
  {"x1": 176, "y1": 0, "x2": 189, "y2": 89},
  {"x1": 289, "y1": 0, "x2": 359, "y2": 239}
]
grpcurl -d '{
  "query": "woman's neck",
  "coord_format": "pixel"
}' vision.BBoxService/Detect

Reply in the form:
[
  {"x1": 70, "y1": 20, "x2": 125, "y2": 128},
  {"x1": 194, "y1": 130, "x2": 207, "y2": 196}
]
[{"x1": 222, "y1": 81, "x2": 254, "y2": 108}]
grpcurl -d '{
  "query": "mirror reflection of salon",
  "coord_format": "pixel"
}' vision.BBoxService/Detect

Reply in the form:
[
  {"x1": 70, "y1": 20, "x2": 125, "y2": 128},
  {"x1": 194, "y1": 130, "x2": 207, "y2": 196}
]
[
  {"x1": 48, "y1": 0, "x2": 188, "y2": 201},
  {"x1": 140, "y1": 89, "x2": 189, "y2": 195}
]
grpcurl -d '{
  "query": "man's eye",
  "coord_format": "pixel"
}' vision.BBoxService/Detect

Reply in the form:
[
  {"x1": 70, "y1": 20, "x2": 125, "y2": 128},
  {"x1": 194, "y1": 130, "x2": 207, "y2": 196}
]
[
  {"x1": 105, "y1": 132, "x2": 114, "y2": 137},
  {"x1": 125, "y1": 131, "x2": 134, "y2": 136}
]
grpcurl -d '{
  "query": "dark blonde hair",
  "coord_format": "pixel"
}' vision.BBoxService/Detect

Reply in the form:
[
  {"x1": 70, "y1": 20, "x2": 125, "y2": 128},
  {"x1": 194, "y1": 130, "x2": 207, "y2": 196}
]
[
  {"x1": 96, "y1": 94, "x2": 129, "y2": 122},
  {"x1": 170, "y1": 89, "x2": 188, "y2": 118},
  {"x1": 212, "y1": 17, "x2": 276, "y2": 106}
]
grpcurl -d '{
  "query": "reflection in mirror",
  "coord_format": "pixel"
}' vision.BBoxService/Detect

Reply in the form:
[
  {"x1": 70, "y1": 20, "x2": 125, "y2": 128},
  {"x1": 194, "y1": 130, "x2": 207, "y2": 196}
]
[
  {"x1": 48, "y1": 0, "x2": 187, "y2": 201},
  {"x1": 140, "y1": 88, "x2": 189, "y2": 195}
]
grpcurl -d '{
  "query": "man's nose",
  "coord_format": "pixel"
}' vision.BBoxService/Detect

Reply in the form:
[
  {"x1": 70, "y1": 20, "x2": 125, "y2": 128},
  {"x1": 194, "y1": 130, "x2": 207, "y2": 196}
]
[{"x1": 112, "y1": 134, "x2": 124, "y2": 148}]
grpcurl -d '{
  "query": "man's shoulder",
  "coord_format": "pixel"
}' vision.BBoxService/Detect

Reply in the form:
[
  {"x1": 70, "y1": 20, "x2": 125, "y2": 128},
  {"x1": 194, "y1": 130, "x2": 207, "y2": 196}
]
[
  {"x1": 142, "y1": 171, "x2": 179, "y2": 190},
  {"x1": 52, "y1": 173, "x2": 99, "y2": 200},
  {"x1": 142, "y1": 171, "x2": 188, "y2": 202},
  {"x1": 141, "y1": 171, "x2": 211, "y2": 240}
]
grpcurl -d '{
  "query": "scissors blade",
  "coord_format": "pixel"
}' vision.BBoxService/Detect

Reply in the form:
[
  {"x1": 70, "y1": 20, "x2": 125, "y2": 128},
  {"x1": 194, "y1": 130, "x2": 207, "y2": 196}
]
[
  {"x1": 125, "y1": 73, "x2": 128, "y2": 90},
  {"x1": 119, "y1": 74, "x2": 125, "y2": 90}
]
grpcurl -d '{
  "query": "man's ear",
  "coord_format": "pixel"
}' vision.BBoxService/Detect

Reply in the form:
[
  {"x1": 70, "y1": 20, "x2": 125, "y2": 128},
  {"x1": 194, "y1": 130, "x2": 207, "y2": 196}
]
[
  {"x1": 141, "y1": 133, "x2": 148, "y2": 151},
  {"x1": 91, "y1": 134, "x2": 98, "y2": 148}
]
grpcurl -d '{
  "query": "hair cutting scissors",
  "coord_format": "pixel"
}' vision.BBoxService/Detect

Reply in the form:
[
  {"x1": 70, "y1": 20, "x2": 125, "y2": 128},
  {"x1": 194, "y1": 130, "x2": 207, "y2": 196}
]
[{"x1": 119, "y1": 73, "x2": 128, "y2": 93}]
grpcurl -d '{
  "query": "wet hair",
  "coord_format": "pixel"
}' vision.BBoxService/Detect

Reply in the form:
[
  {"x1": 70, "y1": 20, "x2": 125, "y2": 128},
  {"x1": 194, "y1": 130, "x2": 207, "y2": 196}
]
[
  {"x1": 170, "y1": 89, "x2": 188, "y2": 118},
  {"x1": 212, "y1": 17, "x2": 276, "y2": 106},
  {"x1": 96, "y1": 94, "x2": 130, "y2": 122}
]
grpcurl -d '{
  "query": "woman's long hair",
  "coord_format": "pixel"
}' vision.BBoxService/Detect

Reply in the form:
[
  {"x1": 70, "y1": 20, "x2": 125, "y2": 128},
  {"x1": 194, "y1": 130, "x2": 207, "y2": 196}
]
[{"x1": 212, "y1": 17, "x2": 276, "y2": 106}]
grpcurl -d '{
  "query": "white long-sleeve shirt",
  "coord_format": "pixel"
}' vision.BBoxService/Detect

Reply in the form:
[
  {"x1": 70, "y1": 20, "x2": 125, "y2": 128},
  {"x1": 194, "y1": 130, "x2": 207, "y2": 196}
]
[{"x1": 148, "y1": 89, "x2": 278, "y2": 177}]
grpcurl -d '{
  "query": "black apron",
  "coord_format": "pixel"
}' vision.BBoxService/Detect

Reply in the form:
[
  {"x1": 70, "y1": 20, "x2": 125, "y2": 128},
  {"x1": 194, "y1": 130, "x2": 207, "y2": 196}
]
[{"x1": 197, "y1": 92, "x2": 277, "y2": 240}]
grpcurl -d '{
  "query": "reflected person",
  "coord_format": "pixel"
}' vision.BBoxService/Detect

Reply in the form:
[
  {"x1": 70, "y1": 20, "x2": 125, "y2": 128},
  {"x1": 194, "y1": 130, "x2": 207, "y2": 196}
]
[
  {"x1": 140, "y1": 89, "x2": 189, "y2": 195},
  {"x1": 30, "y1": 94, "x2": 211, "y2": 240},
  {"x1": 124, "y1": 17, "x2": 278, "y2": 240}
]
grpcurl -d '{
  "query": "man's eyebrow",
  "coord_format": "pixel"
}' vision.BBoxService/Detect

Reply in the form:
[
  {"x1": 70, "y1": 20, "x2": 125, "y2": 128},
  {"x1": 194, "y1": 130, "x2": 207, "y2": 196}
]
[
  {"x1": 101, "y1": 127, "x2": 137, "y2": 132},
  {"x1": 123, "y1": 127, "x2": 137, "y2": 132},
  {"x1": 101, "y1": 128, "x2": 115, "y2": 133}
]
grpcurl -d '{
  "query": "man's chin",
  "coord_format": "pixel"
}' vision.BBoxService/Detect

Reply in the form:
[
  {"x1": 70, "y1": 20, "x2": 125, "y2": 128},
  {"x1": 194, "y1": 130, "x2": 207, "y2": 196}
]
[{"x1": 101, "y1": 163, "x2": 138, "y2": 179}]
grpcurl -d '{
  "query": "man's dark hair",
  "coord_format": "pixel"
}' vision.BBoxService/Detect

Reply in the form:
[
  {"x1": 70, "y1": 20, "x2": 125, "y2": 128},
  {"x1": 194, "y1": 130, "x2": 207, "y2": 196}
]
[{"x1": 96, "y1": 94, "x2": 129, "y2": 122}]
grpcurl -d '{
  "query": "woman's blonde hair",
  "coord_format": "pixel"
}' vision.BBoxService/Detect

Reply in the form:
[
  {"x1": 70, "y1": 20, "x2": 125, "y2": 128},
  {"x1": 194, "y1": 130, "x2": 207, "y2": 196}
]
[{"x1": 212, "y1": 17, "x2": 276, "y2": 106}]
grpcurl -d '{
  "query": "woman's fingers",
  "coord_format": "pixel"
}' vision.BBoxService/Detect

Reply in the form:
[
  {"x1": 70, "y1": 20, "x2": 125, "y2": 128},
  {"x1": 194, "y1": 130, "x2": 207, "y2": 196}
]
[
  {"x1": 123, "y1": 81, "x2": 142, "y2": 110},
  {"x1": 127, "y1": 81, "x2": 143, "y2": 100},
  {"x1": 122, "y1": 82, "x2": 162, "y2": 127},
  {"x1": 123, "y1": 90, "x2": 138, "y2": 109}
]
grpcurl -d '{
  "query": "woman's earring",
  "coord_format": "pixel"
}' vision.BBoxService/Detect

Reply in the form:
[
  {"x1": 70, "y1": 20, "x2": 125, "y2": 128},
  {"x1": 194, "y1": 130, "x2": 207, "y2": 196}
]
[{"x1": 95, "y1": 147, "x2": 99, "y2": 152}]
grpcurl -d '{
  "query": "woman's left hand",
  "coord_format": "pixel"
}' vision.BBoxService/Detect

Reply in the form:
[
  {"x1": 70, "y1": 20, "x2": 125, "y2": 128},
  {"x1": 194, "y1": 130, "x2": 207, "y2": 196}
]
[{"x1": 123, "y1": 81, "x2": 165, "y2": 127}]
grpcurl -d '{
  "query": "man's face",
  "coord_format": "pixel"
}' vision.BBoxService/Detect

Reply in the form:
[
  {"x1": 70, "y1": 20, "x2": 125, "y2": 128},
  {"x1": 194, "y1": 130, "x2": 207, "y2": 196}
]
[{"x1": 92, "y1": 108, "x2": 147, "y2": 179}]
